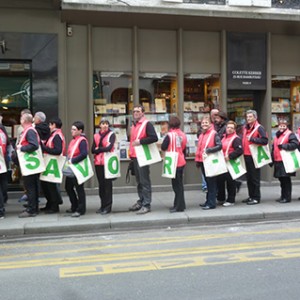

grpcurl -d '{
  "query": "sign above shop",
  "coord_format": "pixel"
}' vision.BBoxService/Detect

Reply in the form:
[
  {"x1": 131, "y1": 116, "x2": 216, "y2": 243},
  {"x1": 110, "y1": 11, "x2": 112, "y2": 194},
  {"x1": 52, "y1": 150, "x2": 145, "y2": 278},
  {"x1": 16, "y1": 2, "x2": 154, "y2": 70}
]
[
  {"x1": 227, "y1": 32, "x2": 267, "y2": 90},
  {"x1": 228, "y1": 0, "x2": 271, "y2": 7}
]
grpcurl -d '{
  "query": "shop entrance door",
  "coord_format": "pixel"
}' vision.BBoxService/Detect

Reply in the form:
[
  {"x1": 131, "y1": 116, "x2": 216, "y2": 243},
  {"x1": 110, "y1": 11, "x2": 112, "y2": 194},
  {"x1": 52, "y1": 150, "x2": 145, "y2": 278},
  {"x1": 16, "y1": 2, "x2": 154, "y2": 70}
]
[{"x1": 0, "y1": 60, "x2": 32, "y2": 190}]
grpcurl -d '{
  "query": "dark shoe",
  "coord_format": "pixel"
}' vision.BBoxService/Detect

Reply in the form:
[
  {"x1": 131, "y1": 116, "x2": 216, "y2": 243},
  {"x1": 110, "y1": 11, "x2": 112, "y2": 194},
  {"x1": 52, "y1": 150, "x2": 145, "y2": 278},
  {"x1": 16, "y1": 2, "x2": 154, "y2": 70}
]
[
  {"x1": 100, "y1": 209, "x2": 111, "y2": 215},
  {"x1": 40, "y1": 206, "x2": 51, "y2": 212},
  {"x1": 96, "y1": 208, "x2": 102, "y2": 214},
  {"x1": 129, "y1": 203, "x2": 142, "y2": 212},
  {"x1": 18, "y1": 211, "x2": 37, "y2": 218},
  {"x1": 66, "y1": 208, "x2": 75, "y2": 213},
  {"x1": 169, "y1": 208, "x2": 184, "y2": 213},
  {"x1": 279, "y1": 199, "x2": 291, "y2": 203},
  {"x1": 44, "y1": 209, "x2": 59, "y2": 214},
  {"x1": 202, "y1": 206, "x2": 216, "y2": 210},
  {"x1": 242, "y1": 198, "x2": 252, "y2": 203},
  {"x1": 275, "y1": 198, "x2": 282, "y2": 202},
  {"x1": 217, "y1": 201, "x2": 225, "y2": 206},
  {"x1": 136, "y1": 206, "x2": 151, "y2": 214},
  {"x1": 199, "y1": 203, "x2": 207, "y2": 207},
  {"x1": 247, "y1": 199, "x2": 260, "y2": 205}
]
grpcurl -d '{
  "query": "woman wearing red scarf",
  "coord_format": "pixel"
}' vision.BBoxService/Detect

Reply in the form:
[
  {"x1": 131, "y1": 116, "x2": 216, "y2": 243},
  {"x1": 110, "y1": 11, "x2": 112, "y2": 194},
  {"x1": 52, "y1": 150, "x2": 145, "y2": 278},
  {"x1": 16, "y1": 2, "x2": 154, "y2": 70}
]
[
  {"x1": 91, "y1": 119, "x2": 116, "y2": 214},
  {"x1": 271, "y1": 119, "x2": 299, "y2": 203}
]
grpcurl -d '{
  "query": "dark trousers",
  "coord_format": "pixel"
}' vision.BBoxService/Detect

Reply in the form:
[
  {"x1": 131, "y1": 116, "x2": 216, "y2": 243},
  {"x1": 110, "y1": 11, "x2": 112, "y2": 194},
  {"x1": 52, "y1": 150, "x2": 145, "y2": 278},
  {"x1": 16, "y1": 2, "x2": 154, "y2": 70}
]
[
  {"x1": 200, "y1": 162, "x2": 217, "y2": 208},
  {"x1": 171, "y1": 167, "x2": 186, "y2": 211},
  {"x1": 65, "y1": 177, "x2": 86, "y2": 214},
  {"x1": 23, "y1": 174, "x2": 39, "y2": 214},
  {"x1": 217, "y1": 172, "x2": 236, "y2": 203},
  {"x1": 0, "y1": 172, "x2": 7, "y2": 214},
  {"x1": 41, "y1": 181, "x2": 61, "y2": 211},
  {"x1": 133, "y1": 158, "x2": 152, "y2": 208},
  {"x1": 95, "y1": 165, "x2": 113, "y2": 212},
  {"x1": 245, "y1": 155, "x2": 261, "y2": 201},
  {"x1": 278, "y1": 177, "x2": 292, "y2": 201}
]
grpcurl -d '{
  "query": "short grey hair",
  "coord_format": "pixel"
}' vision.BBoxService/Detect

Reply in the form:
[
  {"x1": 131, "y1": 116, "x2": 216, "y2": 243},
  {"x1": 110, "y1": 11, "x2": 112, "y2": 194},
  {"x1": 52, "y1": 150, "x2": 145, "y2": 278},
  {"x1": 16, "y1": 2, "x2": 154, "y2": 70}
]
[
  {"x1": 34, "y1": 111, "x2": 46, "y2": 122},
  {"x1": 246, "y1": 109, "x2": 257, "y2": 119}
]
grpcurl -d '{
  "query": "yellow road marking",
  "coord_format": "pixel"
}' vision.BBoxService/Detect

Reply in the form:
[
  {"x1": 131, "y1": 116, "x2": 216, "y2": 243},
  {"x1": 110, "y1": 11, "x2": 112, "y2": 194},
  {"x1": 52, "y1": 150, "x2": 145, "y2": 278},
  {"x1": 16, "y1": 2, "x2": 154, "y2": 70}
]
[
  {"x1": 1, "y1": 238, "x2": 300, "y2": 270},
  {"x1": 2, "y1": 227, "x2": 300, "y2": 260},
  {"x1": 59, "y1": 247, "x2": 300, "y2": 278}
]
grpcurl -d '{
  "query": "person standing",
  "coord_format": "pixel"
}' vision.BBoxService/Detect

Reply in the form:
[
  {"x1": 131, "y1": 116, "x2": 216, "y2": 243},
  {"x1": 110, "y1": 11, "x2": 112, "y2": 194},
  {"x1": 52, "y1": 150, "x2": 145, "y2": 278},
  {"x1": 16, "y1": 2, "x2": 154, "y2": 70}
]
[
  {"x1": 33, "y1": 111, "x2": 50, "y2": 143},
  {"x1": 217, "y1": 121, "x2": 243, "y2": 206},
  {"x1": 40, "y1": 117, "x2": 66, "y2": 213},
  {"x1": 242, "y1": 109, "x2": 268, "y2": 205},
  {"x1": 91, "y1": 118, "x2": 116, "y2": 215},
  {"x1": 214, "y1": 111, "x2": 228, "y2": 139},
  {"x1": 195, "y1": 115, "x2": 222, "y2": 210},
  {"x1": 128, "y1": 105, "x2": 158, "y2": 214},
  {"x1": 271, "y1": 119, "x2": 299, "y2": 203},
  {"x1": 17, "y1": 113, "x2": 40, "y2": 218},
  {"x1": 0, "y1": 118, "x2": 9, "y2": 219},
  {"x1": 161, "y1": 116, "x2": 187, "y2": 213},
  {"x1": 65, "y1": 121, "x2": 88, "y2": 217}
]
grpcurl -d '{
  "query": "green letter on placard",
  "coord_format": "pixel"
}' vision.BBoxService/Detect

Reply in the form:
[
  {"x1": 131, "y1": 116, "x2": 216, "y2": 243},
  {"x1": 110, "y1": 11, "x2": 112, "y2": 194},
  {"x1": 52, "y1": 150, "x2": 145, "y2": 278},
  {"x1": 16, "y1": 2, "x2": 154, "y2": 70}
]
[
  {"x1": 24, "y1": 151, "x2": 40, "y2": 170},
  {"x1": 257, "y1": 146, "x2": 269, "y2": 163},
  {"x1": 108, "y1": 156, "x2": 119, "y2": 175},
  {"x1": 75, "y1": 158, "x2": 89, "y2": 177},
  {"x1": 290, "y1": 151, "x2": 300, "y2": 169},
  {"x1": 142, "y1": 144, "x2": 152, "y2": 161},
  {"x1": 229, "y1": 158, "x2": 241, "y2": 174},
  {"x1": 42, "y1": 158, "x2": 60, "y2": 178},
  {"x1": 164, "y1": 157, "x2": 173, "y2": 175}
]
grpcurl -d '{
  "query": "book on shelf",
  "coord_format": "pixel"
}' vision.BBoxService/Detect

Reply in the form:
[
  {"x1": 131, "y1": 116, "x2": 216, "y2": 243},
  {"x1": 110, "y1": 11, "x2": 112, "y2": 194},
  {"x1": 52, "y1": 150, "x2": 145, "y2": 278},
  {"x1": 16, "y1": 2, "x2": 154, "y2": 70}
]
[
  {"x1": 184, "y1": 112, "x2": 193, "y2": 123},
  {"x1": 146, "y1": 114, "x2": 158, "y2": 122},
  {"x1": 184, "y1": 101, "x2": 193, "y2": 112},
  {"x1": 114, "y1": 127, "x2": 128, "y2": 143},
  {"x1": 156, "y1": 114, "x2": 169, "y2": 122},
  {"x1": 155, "y1": 98, "x2": 167, "y2": 113},
  {"x1": 142, "y1": 102, "x2": 150, "y2": 113},
  {"x1": 113, "y1": 115, "x2": 126, "y2": 125}
]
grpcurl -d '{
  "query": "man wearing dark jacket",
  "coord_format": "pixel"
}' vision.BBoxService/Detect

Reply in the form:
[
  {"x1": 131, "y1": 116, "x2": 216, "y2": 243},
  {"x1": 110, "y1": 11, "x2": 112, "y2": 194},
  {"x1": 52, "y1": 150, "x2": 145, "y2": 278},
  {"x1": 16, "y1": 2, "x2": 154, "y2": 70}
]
[{"x1": 34, "y1": 111, "x2": 50, "y2": 142}]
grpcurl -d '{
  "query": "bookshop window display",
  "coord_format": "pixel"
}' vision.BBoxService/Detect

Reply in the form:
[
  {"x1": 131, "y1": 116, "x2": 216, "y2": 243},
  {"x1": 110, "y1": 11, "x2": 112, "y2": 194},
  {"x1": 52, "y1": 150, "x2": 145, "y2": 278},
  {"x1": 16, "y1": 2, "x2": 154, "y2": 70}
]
[
  {"x1": 139, "y1": 72, "x2": 177, "y2": 139},
  {"x1": 272, "y1": 76, "x2": 300, "y2": 138},
  {"x1": 183, "y1": 74, "x2": 220, "y2": 157},
  {"x1": 93, "y1": 71, "x2": 131, "y2": 160}
]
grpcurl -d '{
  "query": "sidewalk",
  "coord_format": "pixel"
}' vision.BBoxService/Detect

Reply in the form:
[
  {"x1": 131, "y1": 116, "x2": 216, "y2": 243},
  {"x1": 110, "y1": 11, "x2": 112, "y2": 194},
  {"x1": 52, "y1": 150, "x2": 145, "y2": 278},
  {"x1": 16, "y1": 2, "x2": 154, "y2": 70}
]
[{"x1": 1, "y1": 183, "x2": 300, "y2": 238}]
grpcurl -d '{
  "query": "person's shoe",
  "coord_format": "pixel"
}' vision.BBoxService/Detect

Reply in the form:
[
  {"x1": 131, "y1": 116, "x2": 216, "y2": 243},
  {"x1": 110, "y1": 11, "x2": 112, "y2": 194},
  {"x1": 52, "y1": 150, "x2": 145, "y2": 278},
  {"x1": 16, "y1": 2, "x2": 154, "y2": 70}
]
[
  {"x1": 217, "y1": 201, "x2": 225, "y2": 206},
  {"x1": 242, "y1": 198, "x2": 252, "y2": 203},
  {"x1": 18, "y1": 194, "x2": 28, "y2": 203},
  {"x1": 169, "y1": 208, "x2": 184, "y2": 213},
  {"x1": 66, "y1": 208, "x2": 75, "y2": 213},
  {"x1": 275, "y1": 198, "x2": 282, "y2": 202},
  {"x1": 44, "y1": 210, "x2": 59, "y2": 214},
  {"x1": 23, "y1": 202, "x2": 29, "y2": 208},
  {"x1": 279, "y1": 199, "x2": 291, "y2": 203},
  {"x1": 202, "y1": 206, "x2": 216, "y2": 210},
  {"x1": 129, "y1": 203, "x2": 142, "y2": 212},
  {"x1": 223, "y1": 202, "x2": 235, "y2": 207},
  {"x1": 0, "y1": 214, "x2": 4, "y2": 220},
  {"x1": 71, "y1": 212, "x2": 81, "y2": 217},
  {"x1": 96, "y1": 208, "x2": 102, "y2": 214},
  {"x1": 40, "y1": 206, "x2": 51, "y2": 212},
  {"x1": 136, "y1": 206, "x2": 151, "y2": 214},
  {"x1": 18, "y1": 211, "x2": 37, "y2": 218},
  {"x1": 199, "y1": 203, "x2": 207, "y2": 207},
  {"x1": 247, "y1": 199, "x2": 260, "y2": 205},
  {"x1": 100, "y1": 209, "x2": 111, "y2": 215}
]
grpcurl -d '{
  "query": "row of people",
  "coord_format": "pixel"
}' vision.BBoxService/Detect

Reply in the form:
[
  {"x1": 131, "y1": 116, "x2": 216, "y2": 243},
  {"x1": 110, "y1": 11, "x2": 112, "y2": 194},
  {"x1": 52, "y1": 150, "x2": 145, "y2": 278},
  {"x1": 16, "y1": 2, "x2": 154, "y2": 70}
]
[{"x1": 0, "y1": 106, "x2": 298, "y2": 219}]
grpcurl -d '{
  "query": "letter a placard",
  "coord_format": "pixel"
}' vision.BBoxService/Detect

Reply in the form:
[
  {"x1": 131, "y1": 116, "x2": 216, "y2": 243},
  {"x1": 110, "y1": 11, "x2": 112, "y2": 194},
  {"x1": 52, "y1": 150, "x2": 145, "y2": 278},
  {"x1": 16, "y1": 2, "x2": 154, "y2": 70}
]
[
  {"x1": 40, "y1": 154, "x2": 66, "y2": 183},
  {"x1": 135, "y1": 143, "x2": 162, "y2": 167},
  {"x1": 249, "y1": 144, "x2": 272, "y2": 168}
]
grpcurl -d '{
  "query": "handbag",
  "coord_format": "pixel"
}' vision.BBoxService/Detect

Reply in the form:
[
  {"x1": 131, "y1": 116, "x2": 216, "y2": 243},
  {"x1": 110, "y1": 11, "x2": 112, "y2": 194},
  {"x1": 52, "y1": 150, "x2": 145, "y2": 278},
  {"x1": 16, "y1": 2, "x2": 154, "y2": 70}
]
[
  {"x1": 62, "y1": 159, "x2": 75, "y2": 178},
  {"x1": 126, "y1": 160, "x2": 135, "y2": 184}
]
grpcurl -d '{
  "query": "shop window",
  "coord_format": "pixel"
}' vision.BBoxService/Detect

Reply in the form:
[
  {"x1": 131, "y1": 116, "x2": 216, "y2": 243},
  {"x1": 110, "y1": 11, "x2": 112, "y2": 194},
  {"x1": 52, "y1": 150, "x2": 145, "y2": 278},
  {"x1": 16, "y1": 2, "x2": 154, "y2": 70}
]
[
  {"x1": 183, "y1": 73, "x2": 220, "y2": 157},
  {"x1": 139, "y1": 73, "x2": 177, "y2": 140},
  {"x1": 272, "y1": 76, "x2": 300, "y2": 137},
  {"x1": 0, "y1": 61, "x2": 31, "y2": 187},
  {"x1": 93, "y1": 71, "x2": 132, "y2": 159}
]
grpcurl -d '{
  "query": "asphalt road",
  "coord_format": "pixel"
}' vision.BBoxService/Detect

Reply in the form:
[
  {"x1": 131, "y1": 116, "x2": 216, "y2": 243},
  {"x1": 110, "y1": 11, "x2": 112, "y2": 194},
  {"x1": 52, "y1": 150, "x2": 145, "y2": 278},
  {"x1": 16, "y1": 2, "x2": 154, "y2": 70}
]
[{"x1": 1, "y1": 220, "x2": 300, "y2": 300}]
